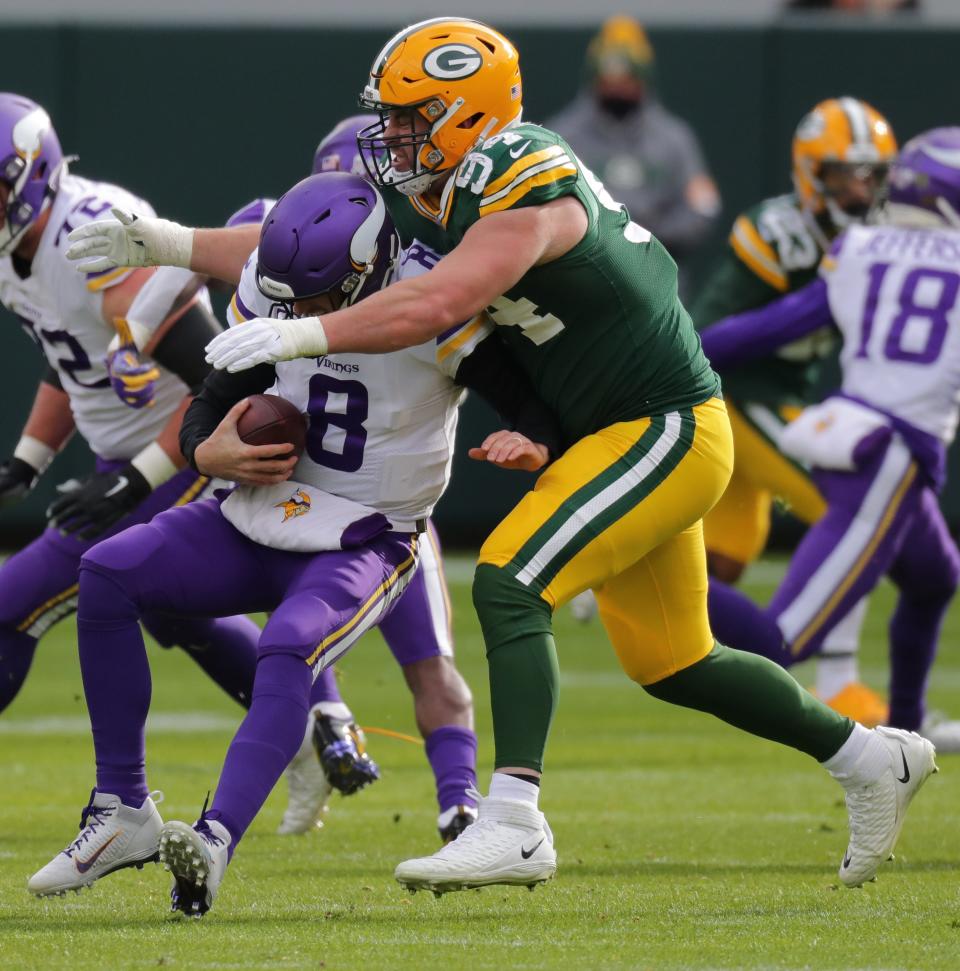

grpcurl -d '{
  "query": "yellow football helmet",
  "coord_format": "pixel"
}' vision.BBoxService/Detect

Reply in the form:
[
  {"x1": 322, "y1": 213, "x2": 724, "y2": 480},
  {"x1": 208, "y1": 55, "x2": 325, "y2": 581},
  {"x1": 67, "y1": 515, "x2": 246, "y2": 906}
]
[
  {"x1": 792, "y1": 97, "x2": 897, "y2": 235},
  {"x1": 357, "y1": 18, "x2": 522, "y2": 197},
  {"x1": 586, "y1": 15, "x2": 655, "y2": 82}
]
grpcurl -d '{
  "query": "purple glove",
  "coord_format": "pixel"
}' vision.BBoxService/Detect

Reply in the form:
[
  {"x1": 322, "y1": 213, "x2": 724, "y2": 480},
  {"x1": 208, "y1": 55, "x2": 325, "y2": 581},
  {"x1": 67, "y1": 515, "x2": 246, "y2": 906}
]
[{"x1": 107, "y1": 344, "x2": 160, "y2": 409}]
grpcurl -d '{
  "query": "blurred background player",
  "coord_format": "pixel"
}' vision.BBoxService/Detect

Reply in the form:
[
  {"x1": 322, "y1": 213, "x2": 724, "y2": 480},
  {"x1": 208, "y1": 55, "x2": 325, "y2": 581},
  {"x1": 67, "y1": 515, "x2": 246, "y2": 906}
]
[
  {"x1": 107, "y1": 115, "x2": 480, "y2": 843},
  {"x1": 701, "y1": 127, "x2": 960, "y2": 752},
  {"x1": 691, "y1": 97, "x2": 897, "y2": 725},
  {"x1": 30, "y1": 171, "x2": 558, "y2": 913},
  {"x1": 548, "y1": 15, "x2": 721, "y2": 293},
  {"x1": 0, "y1": 92, "x2": 265, "y2": 718}
]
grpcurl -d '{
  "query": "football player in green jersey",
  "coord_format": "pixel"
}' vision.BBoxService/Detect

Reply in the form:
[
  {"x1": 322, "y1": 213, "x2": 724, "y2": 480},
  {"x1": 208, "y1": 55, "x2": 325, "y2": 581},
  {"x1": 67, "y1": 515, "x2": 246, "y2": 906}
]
[
  {"x1": 76, "y1": 19, "x2": 937, "y2": 896},
  {"x1": 691, "y1": 98, "x2": 896, "y2": 726}
]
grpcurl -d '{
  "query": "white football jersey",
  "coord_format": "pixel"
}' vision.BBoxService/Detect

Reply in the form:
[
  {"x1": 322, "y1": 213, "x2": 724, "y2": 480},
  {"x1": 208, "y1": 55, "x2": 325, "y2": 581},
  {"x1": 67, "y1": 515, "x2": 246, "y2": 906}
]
[
  {"x1": 0, "y1": 174, "x2": 189, "y2": 460},
  {"x1": 229, "y1": 240, "x2": 493, "y2": 524},
  {"x1": 823, "y1": 223, "x2": 960, "y2": 444}
]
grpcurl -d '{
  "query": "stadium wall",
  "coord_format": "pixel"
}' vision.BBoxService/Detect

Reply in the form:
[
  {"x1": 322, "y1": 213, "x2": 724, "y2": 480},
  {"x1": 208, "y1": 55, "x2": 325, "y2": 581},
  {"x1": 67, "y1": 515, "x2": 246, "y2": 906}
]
[{"x1": 1, "y1": 22, "x2": 957, "y2": 546}]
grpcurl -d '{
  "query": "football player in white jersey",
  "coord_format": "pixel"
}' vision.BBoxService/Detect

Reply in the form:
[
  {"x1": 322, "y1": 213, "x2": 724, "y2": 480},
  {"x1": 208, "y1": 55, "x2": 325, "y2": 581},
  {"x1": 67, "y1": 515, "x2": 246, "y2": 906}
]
[
  {"x1": 107, "y1": 117, "x2": 484, "y2": 843},
  {"x1": 701, "y1": 127, "x2": 960, "y2": 752},
  {"x1": 29, "y1": 171, "x2": 560, "y2": 915},
  {"x1": 0, "y1": 93, "x2": 266, "y2": 716}
]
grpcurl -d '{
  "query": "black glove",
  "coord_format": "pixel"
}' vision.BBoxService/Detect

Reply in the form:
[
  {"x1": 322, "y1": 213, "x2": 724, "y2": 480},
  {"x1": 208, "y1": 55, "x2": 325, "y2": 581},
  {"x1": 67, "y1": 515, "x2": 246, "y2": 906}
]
[
  {"x1": 47, "y1": 464, "x2": 151, "y2": 540},
  {"x1": 0, "y1": 457, "x2": 39, "y2": 508}
]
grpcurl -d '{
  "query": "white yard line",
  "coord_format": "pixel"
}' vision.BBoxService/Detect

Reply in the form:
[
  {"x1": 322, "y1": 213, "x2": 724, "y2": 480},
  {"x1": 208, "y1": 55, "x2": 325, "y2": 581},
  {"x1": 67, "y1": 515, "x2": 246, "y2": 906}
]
[{"x1": 0, "y1": 712, "x2": 236, "y2": 735}]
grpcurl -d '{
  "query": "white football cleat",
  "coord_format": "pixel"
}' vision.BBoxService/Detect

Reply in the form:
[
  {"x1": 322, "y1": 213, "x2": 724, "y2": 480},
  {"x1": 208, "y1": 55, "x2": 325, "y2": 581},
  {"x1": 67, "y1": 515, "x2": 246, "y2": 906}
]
[
  {"x1": 159, "y1": 818, "x2": 231, "y2": 918},
  {"x1": 395, "y1": 790, "x2": 556, "y2": 895},
  {"x1": 569, "y1": 589, "x2": 598, "y2": 623},
  {"x1": 838, "y1": 726, "x2": 937, "y2": 888},
  {"x1": 28, "y1": 790, "x2": 163, "y2": 897},
  {"x1": 919, "y1": 711, "x2": 960, "y2": 754},
  {"x1": 277, "y1": 714, "x2": 332, "y2": 835}
]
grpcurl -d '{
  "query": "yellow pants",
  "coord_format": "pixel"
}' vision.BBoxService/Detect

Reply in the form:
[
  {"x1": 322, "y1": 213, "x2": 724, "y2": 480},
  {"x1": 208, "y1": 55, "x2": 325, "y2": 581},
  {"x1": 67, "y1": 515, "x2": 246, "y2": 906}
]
[
  {"x1": 479, "y1": 397, "x2": 733, "y2": 685},
  {"x1": 702, "y1": 400, "x2": 826, "y2": 565}
]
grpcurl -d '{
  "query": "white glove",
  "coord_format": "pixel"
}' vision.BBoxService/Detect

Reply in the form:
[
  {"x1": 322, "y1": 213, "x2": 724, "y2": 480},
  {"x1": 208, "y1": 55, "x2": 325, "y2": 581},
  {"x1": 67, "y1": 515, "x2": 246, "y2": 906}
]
[
  {"x1": 204, "y1": 316, "x2": 329, "y2": 372},
  {"x1": 66, "y1": 207, "x2": 195, "y2": 272}
]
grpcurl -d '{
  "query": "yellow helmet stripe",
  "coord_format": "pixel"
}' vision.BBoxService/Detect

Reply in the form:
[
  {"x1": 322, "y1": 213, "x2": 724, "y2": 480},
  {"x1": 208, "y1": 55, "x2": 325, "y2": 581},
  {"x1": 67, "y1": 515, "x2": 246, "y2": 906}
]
[
  {"x1": 479, "y1": 159, "x2": 578, "y2": 216},
  {"x1": 481, "y1": 145, "x2": 566, "y2": 199},
  {"x1": 730, "y1": 216, "x2": 788, "y2": 292}
]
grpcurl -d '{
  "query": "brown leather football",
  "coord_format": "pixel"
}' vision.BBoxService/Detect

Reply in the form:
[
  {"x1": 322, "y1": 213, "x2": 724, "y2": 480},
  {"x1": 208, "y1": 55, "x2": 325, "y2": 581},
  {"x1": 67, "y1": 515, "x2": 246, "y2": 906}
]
[{"x1": 236, "y1": 394, "x2": 307, "y2": 459}]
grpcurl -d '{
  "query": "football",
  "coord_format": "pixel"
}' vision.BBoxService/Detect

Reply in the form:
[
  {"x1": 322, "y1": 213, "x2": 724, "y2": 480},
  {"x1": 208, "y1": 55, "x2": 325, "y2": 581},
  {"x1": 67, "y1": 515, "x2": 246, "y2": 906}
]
[{"x1": 236, "y1": 393, "x2": 307, "y2": 459}]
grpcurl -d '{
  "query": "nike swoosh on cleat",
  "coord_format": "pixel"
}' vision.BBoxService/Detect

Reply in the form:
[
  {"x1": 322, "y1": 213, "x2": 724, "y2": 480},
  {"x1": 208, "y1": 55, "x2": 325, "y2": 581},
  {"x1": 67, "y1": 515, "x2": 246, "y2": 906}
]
[
  {"x1": 520, "y1": 837, "x2": 545, "y2": 860},
  {"x1": 75, "y1": 832, "x2": 121, "y2": 873},
  {"x1": 896, "y1": 747, "x2": 910, "y2": 784},
  {"x1": 842, "y1": 853, "x2": 852, "y2": 869}
]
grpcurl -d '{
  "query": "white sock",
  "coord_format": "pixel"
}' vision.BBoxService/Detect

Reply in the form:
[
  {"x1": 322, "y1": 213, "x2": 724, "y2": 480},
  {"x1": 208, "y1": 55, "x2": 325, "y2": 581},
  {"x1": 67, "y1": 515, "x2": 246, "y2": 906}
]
[
  {"x1": 489, "y1": 773, "x2": 540, "y2": 808},
  {"x1": 823, "y1": 723, "x2": 888, "y2": 786},
  {"x1": 313, "y1": 701, "x2": 352, "y2": 722},
  {"x1": 815, "y1": 654, "x2": 859, "y2": 700},
  {"x1": 817, "y1": 599, "x2": 868, "y2": 699}
]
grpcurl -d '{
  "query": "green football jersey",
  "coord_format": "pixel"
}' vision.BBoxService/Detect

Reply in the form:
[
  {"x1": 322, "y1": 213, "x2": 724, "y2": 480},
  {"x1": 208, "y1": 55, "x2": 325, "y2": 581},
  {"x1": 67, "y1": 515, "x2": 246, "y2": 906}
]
[
  {"x1": 689, "y1": 193, "x2": 836, "y2": 408},
  {"x1": 387, "y1": 123, "x2": 719, "y2": 446}
]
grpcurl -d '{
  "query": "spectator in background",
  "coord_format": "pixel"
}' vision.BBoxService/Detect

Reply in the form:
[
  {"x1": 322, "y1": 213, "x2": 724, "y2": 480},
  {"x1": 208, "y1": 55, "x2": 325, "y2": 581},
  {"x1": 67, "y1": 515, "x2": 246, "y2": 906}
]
[
  {"x1": 786, "y1": 0, "x2": 919, "y2": 10},
  {"x1": 548, "y1": 15, "x2": 721, "y2": 289}
]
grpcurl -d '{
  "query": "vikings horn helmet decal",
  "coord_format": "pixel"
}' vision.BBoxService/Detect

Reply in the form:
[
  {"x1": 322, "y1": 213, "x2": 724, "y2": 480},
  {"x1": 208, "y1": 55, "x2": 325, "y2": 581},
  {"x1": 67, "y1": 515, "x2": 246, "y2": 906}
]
[
  {"x1": 885, "y1": 127, "x2": 960, "y2": 229},
  {"x1": 255, "y1": 172, "x2": 398, "y2": 310},
  {"x1": 0, "y1": 93, "x2": 66, "y2": 257}
]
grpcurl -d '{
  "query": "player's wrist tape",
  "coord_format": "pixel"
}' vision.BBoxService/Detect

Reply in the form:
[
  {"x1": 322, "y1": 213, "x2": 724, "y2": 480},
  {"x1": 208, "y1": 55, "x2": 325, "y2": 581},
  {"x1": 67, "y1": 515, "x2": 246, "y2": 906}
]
[
  {"x1": 130, "y1": 441, "x2": 178, "y2": 489},
  {"x1": 278, "y1": 316, "x2": 329, "y2": 359},
  {"x1": 153, "y1": 219, "x2": 195, "y2": 270},
  {"x1": 13, "y1": 436, "x2": 56, "y2": 475}
]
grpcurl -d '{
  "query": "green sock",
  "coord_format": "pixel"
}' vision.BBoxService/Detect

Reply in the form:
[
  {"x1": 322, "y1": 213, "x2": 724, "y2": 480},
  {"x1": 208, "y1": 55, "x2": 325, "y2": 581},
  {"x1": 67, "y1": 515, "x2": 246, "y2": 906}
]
[
  {"x1": 473, "y1": 563, "x2": 559, "y2": 773},
  {"x1": 644, "y1": 642, "x2": 854, "y2": 762}
]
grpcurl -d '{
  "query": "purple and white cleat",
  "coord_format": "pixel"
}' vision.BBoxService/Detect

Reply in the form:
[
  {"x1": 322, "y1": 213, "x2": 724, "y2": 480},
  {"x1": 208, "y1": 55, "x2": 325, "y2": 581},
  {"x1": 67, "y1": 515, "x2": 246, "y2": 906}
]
[
  {"x1": 160, "y1": 817, "x2": 231, "y2": 918},
  {"x1": 313, "y1": 712, "x2": 380, "y2": 796},
  {"x1": 28, "y1": 790, "x2": 163, "y2": 897}
]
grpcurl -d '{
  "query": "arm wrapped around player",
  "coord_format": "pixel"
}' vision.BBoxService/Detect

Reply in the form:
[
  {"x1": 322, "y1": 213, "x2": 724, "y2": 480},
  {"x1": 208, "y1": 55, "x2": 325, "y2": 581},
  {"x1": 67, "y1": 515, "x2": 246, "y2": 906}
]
[
  {"x1": 454, "y1": 332, "x2": 562, "y2": 471},
  {"x1": 66, "y1": 207, "x2": 195, "y2": 273}
]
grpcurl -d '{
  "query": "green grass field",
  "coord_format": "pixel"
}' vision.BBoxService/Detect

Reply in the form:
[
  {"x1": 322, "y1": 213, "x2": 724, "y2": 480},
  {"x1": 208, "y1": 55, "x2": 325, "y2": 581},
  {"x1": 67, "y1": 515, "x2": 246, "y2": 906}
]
[{"x1": 0, "y1": 555, "x2": 958, "y2": 971}]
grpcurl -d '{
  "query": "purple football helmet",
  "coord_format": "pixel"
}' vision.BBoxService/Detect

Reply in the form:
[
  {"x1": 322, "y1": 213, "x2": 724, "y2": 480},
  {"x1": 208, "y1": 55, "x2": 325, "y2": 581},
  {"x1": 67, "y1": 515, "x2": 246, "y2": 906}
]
[
  {"x1": 886, "y1": 127, "x2": 960, "y2": 228},
  {"x1": 0, "y1": 93, "x2": 64, "y2": 256},
  {"x1": 256, "y1": 172, "x2": 397, "y2": 309},
  {"x1": 311, "y1": 114, "x2": 377, "y2": 176}
]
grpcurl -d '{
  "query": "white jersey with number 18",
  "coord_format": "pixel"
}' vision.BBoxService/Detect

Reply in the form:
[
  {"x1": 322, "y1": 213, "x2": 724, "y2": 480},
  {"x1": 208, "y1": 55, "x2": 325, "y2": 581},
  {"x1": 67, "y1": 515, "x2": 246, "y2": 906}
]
[{"x1": 822, "y1": 223, "x2": 960, "y2": 445}]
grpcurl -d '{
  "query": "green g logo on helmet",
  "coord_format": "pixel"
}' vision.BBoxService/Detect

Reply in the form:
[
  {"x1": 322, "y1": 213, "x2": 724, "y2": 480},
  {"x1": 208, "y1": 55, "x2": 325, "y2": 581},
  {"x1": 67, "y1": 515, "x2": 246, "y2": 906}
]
[{"x1": 422, "y1": 44, "x2": 484, "y2": 80}]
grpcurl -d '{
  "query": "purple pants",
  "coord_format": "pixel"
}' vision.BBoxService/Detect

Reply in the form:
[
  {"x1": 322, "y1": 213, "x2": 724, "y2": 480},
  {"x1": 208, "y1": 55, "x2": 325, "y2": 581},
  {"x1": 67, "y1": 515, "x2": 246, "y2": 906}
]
[
  {"x1": 710, "y1": 433, "x2": 960, "y2": 729},
  {"x1": 77, "y1": 498, "x2": 419, "y2": 832},
  {"x1": 0, "y1": 462, "x2": 262, "y2": 711},
  {"x1": 80, "y1": 498, "x2": 420, "y2": 670}
]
